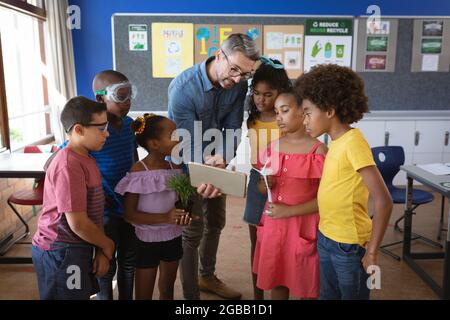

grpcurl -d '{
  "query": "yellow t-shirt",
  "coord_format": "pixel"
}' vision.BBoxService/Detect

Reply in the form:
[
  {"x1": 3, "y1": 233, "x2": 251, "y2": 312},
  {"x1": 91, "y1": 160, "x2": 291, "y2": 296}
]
[
  {"x1": 318, "y1": 128, "x2": 375, "y2": 246},
  {"x1": 248, "y1": 119, "x2": 281, "y2": 166}
]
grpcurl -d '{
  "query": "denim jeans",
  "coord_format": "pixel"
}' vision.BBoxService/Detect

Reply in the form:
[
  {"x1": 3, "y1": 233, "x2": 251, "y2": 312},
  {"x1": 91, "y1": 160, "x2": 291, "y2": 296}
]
[
  {"x1": 317, "y1": 231, "x2": 370, "y2": 300},
  {"x1": 180, "y1": 194, "x2": 226, "y2": 299},
  {"x1": 32, "y1": 244, "x2": 98, "y2": 300},
  {"x1": 97, "y1": 215, "x2": 136, "y2": 300}
]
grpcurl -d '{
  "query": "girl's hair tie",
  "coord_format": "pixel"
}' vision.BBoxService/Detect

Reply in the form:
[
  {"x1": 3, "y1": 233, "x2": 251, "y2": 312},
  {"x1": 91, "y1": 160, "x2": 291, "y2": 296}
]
[
  {"x1": 134, "y1": 113, "x2": 157, "y2": 135},
  {"x1": 260, "y1": 56, "x2": 285, "y2": 69}
]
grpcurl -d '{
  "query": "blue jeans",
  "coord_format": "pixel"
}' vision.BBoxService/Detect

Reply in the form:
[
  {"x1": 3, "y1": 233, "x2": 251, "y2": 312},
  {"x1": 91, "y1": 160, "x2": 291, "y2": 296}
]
[
  {"x1": 32, "y1": 244, "x2": 98, "y2": 300},
  {"x1": 97, "y1": 215, "x2": 136, "y2": 300},
  {"x1": 317, "y1": 231, "x2": 370, "y2": 300}
]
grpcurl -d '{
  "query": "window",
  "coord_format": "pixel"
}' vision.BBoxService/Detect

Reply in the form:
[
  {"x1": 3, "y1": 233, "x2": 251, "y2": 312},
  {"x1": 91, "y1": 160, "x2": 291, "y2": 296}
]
[
  {"x1": 0, "y1": 5, "x2": 52, "y2": 151},
  {"x1": 0, "y1": 0, "x2": 46, "y2": 20}
]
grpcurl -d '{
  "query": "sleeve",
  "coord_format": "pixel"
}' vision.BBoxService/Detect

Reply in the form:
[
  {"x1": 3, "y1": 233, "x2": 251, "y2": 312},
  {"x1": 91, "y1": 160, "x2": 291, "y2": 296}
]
[
  {"x1": 114, "y1": 174, "x2": 169, "y2": 195},
  {"x1": 53, "y1": 163, "x2": 87, "y2": 213},
  {"x1": 221, "y1": 82, "x2": 247, "y2": 163},
  {"x1": 168, "y1": 84, "x2": 202, "y2": 164},
  {"x1": 346, "y1": 137, "x2": 376, "y2": 172}
]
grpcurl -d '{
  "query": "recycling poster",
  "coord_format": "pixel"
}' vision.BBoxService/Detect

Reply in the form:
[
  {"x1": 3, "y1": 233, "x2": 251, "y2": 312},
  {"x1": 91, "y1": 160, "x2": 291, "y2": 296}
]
[{"x1": 304, "y1": 19, "x2": 353, "y2": 71}]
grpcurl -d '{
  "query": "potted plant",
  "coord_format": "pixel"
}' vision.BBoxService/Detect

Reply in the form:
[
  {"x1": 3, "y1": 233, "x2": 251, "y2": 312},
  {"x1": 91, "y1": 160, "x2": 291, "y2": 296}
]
[{"x1": 166, "y1": 174, "x2": 197, "y2": 214}]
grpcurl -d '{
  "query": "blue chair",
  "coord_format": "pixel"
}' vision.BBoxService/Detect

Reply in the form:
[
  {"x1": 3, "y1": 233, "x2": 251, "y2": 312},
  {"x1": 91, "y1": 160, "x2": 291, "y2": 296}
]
[{"x1": 372, "y1": 146, "x2": 443, "y2": 261}]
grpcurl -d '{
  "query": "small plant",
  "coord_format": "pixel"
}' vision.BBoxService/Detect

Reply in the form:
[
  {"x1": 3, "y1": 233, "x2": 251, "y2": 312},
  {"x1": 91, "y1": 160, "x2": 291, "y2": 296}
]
[{"x1": 166, "y1": 174, "x2": 197, "y2": 212}]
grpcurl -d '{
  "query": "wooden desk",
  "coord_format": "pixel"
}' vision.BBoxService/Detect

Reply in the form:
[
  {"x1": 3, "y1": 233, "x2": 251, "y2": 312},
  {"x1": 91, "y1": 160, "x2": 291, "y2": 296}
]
[
  {"x1": 401, "y1": 165, "x2": 450, "y2": 299},
  {"x1": 0, "y1": 152, "x2": 51, "y2": 264}
]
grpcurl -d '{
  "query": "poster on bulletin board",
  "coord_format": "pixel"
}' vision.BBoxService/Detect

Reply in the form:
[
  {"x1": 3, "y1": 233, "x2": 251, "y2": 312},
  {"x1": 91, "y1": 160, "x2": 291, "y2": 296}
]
[
  {"x1": 194, "y1": 24, "x2": 263, "y2": 64},
  {"x1": 355, "y1": 18, "x2": 399, "y2": 72},
  {"x1": 151, "y1": 23, "x2": 194, "y2": 78},
  {"x1": 263, "y1": 25, "x2": 304, "y2": 79},
  {"x1": 304, "y1": 19, "x2": 353, "y2": 72}
]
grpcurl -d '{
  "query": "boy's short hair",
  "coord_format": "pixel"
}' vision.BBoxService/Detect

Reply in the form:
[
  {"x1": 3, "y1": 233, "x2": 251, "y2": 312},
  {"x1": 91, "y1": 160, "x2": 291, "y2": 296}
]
[
  {"x1": 295, "y1": 64, "x2": 369, "y2": 124},
  {"x1": 61, "y1": 96, "x2": 107, "y2": 133}
]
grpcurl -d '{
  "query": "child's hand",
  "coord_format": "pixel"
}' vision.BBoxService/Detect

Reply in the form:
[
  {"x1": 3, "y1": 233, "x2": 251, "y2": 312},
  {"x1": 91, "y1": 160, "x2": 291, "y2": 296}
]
[
  {"x1": 93, "y1": 251, "x2": 110, "y2": 278},
  {"x1": 167, "y1": 208, "x2": 186, "y2": 224},
  {"x1": 362, "y1": 247, "x2": 378, "y2": 273},
  {"x1": 176, "y1": 214, "x2": 193, "y2": 226},
  {"x1": 102, "y1": 237, "x2": 115, "y2": 261},
  {"x1": 258, "y1": 175, "x2": 274, "y2": 193},
  {"x1": 265, "y1": 203, "x2": 292, "y2": 219}
]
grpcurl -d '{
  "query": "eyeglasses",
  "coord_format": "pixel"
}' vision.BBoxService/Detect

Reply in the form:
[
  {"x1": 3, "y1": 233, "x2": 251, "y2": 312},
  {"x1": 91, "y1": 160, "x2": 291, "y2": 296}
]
[
  {"x1": 222, "y1": 51, "x2": 255, "y2": 80},
  {"x1": 66, "y1": 122, "x2": 109, "y2": 134}
]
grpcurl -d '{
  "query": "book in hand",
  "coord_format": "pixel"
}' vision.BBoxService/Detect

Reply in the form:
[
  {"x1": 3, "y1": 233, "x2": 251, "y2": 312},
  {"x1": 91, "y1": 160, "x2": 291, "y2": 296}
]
[{"x1": 187, "y1": 162, "x2": 247, "y2": 198}]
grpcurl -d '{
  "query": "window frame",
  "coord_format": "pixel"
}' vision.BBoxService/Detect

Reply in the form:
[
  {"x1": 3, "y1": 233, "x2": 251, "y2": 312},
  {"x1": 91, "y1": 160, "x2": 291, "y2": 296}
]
[
  {"x1": 0, "y1": 33, "x2": 10, "y2": 152},
  {"x1": 0, "y1": 0, "x2": 46, "y2": 21}
]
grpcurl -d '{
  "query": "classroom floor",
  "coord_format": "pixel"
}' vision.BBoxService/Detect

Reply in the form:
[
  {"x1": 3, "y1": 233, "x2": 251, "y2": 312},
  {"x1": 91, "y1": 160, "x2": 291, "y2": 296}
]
[{"x1": 0, "y1": 188, "x2": 447, "y2": 300}]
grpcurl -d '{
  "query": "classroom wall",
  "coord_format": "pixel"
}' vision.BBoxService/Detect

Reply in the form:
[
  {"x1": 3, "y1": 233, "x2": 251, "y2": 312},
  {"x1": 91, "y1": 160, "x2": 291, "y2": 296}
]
[{"x1": 68, "y1": 0, "x2": 450, "y2": 99}]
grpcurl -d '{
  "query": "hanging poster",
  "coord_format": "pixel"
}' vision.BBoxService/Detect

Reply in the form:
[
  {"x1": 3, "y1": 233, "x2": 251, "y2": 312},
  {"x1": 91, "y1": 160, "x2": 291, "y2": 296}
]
[
  {"x1": 411, "y1": 19, "x2": 450, "y2": 72},
  {"x1": 422, "y1": 21, "x2": 443, "y2": 36},
  {"x1": 367, "y1": 21, "x2": 390, "y2": 35},
  {"x1": 151, "y1": 23, "x2": 194, "y2": 78},
  {"x1": 263, "y1": 25, "x2": 304, "y2": 79},
  {"x1": 365, "y1": 54, "x2": 387, "y2": 70},
  {"x1": 194, "y1": 24, "x2": 263, "y2": 64},
  {"x1": 367, "y1": 36, "x2": 388, "y2": 52},
  {"x1": 129, "y1": 24, "x2": 148, "y2": 51},
  {"x1": 304, "y1": 19, "x2": 353, "y2": 72},
  {"x1": 421, "y1": 38, "x2": 443, "y2": 54}
]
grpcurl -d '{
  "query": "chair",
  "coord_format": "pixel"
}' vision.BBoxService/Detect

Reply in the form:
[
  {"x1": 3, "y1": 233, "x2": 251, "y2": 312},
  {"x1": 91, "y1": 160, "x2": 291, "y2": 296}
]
[
  {"x1": 0, "y1": 146, "x2": 47, "y2": 255},
  {"x1": 372, "y1": 146, "x2": 443, "y2": 261}
]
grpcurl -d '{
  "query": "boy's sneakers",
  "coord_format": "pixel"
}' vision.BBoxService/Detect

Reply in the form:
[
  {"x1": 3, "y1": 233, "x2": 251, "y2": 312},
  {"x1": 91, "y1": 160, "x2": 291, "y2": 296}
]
[{"x1": 198, "y1": 275, "x2": 242, "y2": 300}]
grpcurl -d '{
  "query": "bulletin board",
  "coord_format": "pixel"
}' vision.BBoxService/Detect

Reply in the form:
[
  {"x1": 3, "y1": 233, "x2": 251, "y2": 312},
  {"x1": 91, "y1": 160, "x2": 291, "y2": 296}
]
[
  {"x1": 113, "y1": 14, "x2": 450, "y2": 112},
  {"x1": 112, "y1": 14, "x2": 314, "y2": 111}
]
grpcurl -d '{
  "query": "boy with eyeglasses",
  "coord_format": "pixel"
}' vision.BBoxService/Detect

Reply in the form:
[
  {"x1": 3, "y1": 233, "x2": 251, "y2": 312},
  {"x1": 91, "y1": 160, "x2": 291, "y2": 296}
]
[{"x1": 32, "y1": 96, "x2": 114, "y2": 300}]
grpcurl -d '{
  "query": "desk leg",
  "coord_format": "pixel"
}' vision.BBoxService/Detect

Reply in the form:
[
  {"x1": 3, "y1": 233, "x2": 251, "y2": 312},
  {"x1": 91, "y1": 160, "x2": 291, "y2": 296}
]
[
  {"x1": 444, "y1": 204, "x2": 450, "y2": 299},
  {"x1": 403, "y1": 176, "x2": 414, "y2": 257}
]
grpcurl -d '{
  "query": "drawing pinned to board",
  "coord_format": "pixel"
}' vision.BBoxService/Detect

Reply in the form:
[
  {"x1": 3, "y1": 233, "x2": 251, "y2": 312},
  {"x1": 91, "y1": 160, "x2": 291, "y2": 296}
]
[
  {"x1": 365, "y1": 54, "x2": 387, "y2": 70},
  {"x1": 284, "y1": 51, "x2": 301, "y2": 69},
  {"x1": 151, "y1": 23, "x2": 194, "y2": 78},
  {"x1": 421, "y1": 54, "x2": 439, "y2": 71},
  {"x1": 367, "y1": 20, "x2": 390, "y2": 35},
  {"x1": 194, "y1": 24, "x2": 263, "y2": 64},
  {"x1": 284, "y1": 34, "x2": 302, "y2": 48},
  {"x1": 422, "y1": 21, "x2": 443, "y2": 36},
  {"x1": 129, "y1": 24, "x2": 148, "y2": 51},
  {"x1": 263, "y1": 25, "x2": 304, "y2": 79},
  {"x1": 367, "y1": 36, "x2": 388, "y2": 52},
  {"x1": 421, "y1": 38, "x2": 442, "y2": 54},
  {"x1": 266, "y1": 32, "x2": 283, "y2": 50}
]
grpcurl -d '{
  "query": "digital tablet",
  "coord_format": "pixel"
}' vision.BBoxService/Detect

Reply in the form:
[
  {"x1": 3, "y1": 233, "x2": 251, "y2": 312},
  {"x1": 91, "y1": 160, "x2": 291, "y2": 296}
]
[{"x1": 188, "y1": 162, "x2": 247, "y2": 198}]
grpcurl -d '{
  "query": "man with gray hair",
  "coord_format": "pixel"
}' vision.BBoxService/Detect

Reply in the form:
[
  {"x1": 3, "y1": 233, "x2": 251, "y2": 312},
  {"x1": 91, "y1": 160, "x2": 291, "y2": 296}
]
[{"x1": 168, "y1": 33, "x2": 261, "y2": 300}]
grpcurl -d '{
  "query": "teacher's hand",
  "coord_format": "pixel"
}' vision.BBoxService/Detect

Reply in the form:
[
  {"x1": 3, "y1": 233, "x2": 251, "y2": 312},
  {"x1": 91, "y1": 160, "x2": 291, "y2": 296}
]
[
  {"x1": 205, "y1": 155, "x2": 226, "y2": 169},
  {"x1": 197, "y1": 183, "x2": 222, "y2": 199}
]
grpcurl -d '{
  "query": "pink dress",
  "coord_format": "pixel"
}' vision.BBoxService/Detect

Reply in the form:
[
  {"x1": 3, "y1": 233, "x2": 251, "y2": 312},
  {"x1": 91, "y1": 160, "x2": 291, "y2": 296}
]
[{"x1": 252, "y1": 142, "x2": 324, "y2": 298}]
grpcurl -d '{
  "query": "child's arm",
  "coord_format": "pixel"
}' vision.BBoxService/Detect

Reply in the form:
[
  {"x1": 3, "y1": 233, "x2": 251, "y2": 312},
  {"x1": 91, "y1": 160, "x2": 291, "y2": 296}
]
[
  {"x1": 65, "y1": 212, "x2": 115, "y2": 260},
  {"x1": 268, "y1": 199, "x2": 318, "y2": 219},
  {"x1": 123, "y1": 192, "x2": 187, "y2": 225},
  {"x1": 358, "y1": 165, "x2": 393, "y2": 271}
]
